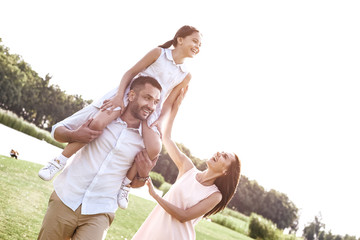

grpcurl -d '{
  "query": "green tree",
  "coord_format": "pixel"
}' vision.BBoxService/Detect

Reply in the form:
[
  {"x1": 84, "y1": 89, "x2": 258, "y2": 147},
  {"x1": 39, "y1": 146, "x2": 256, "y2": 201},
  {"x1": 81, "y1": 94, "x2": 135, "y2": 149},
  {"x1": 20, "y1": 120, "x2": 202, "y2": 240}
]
[
  {"x1": 153, "y1": 142, "x2": 205, "y2": 183},
  {"x1": 303, "y1": 214, "x2": 325, "y2": 240},
  {"x1": 0, "y1": 39, "x2": 91, "y2": 131},
  {"x1": 0, "y1": 42, "x2": 24, "y2": 110},
  {"x1": 319, "y1": 231, "x2": 326, "y2": 240},
  {"x1": 232, "y1": 176, "x2": 265, "y2": 215},
  {"x1": 259, "y1": 189, "x2": 299, "y2": 231},
  {"x1": 324, "y1": 231, "x2": 335, "y2": 240},
  {"x1": 343, "y1": 235, "x2": 357, "y2": 240}
]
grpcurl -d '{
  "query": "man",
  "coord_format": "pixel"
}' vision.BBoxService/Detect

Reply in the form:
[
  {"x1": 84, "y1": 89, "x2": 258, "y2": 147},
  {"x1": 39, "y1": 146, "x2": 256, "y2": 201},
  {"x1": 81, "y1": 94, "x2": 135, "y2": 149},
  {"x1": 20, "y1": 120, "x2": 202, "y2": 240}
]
[{"x1": 38, "y1": 76, "x2": 162, "y2": 240}]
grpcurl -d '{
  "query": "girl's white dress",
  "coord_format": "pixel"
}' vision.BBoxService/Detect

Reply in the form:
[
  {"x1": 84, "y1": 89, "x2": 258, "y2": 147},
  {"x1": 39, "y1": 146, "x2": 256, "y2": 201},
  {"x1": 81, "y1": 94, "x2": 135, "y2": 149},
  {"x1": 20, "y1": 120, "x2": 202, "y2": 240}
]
[{"x1": 92, "y1": 48, "x2": 189, "y2": 127}]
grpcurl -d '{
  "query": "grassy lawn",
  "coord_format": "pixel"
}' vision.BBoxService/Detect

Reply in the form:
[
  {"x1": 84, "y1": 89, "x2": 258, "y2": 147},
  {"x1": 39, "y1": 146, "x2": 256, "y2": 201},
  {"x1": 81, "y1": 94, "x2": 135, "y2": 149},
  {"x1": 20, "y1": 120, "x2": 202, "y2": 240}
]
[
  {"x1": 0, "y1": 155, "x2": 251, "y2": 240},
  {"x1": 196, "y1": 220, "x2": 253, "y2": 240}
]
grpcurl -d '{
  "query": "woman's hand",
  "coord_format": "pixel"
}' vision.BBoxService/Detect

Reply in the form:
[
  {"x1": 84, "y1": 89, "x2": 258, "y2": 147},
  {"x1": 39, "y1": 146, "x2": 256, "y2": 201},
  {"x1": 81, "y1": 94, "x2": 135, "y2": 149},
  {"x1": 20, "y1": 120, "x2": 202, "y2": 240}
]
[
  {"x1": 172, "y1": 86, "x2": 188, "y2": 111},
  {"x1": 146, "y1": 178, "x2": 158, "y2": 198},
  {"x1": 100, "y1": 94, "x2": 125, "y2": 115}
]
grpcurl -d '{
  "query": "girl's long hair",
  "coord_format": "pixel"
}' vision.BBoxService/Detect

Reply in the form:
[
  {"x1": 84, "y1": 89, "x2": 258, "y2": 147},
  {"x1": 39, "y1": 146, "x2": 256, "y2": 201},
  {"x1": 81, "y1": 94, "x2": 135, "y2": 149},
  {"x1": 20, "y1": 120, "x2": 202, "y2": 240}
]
[
  {"x1": 158, "y1": 25, "x2": 200, "y2": 48},
  {"x1": 204, "y1": 154, "x2": 241, "y2": 217}
]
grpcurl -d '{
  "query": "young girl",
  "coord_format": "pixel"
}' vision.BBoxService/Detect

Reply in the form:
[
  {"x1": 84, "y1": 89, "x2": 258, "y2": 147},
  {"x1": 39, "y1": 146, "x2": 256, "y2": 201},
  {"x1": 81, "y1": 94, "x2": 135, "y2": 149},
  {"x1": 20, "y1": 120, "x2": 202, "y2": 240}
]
[
  {"x1": 131, "y1": 87, "x2": 241, "y2": 240},
  {"x1": 38, "y1": 25, "x2": 202, "y2": 209}
]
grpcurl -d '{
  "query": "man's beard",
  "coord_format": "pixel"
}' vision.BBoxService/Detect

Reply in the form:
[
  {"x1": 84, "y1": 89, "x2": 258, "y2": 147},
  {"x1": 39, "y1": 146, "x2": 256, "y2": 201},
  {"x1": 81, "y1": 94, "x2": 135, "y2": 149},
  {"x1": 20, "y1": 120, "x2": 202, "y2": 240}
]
[{"x1": 131, "y1": 104, "x2": 152, "y2": 121}]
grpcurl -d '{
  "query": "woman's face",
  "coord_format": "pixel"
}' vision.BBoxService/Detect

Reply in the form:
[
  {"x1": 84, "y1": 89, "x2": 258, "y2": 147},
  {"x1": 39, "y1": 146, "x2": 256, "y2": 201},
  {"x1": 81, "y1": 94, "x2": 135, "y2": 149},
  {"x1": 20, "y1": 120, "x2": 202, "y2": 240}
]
[
  {"x1": 207, "y1": 151, "x2": 235, "y2": 175},
  {"x1": 178, "y1": 32, "x2": 202, "y2": 57}
]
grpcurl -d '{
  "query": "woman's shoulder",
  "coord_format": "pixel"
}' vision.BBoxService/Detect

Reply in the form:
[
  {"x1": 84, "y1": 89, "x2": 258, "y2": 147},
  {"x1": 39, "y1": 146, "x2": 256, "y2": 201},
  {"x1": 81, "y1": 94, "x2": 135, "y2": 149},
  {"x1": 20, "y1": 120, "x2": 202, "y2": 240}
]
[{"x1": 178, "y1": 165, "x2": 197, "y2": 179}]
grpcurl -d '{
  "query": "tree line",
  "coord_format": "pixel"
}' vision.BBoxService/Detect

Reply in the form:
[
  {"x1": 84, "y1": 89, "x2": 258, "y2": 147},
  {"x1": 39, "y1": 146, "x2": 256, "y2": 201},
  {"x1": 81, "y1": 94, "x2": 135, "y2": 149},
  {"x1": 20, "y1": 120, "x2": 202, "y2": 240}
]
[
  {"x1": 302, "y1": 215, "x2": 359, "y2": 240},
  {"x1": 0, "y1": 38, "x2": 91, "y2": 131}
]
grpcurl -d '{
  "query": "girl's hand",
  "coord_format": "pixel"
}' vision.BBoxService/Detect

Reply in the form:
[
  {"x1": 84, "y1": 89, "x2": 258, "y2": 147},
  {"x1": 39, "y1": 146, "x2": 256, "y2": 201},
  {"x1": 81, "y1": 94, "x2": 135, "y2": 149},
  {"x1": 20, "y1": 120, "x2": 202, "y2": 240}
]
[
  {"x1": 146, "y1": 178, "x2": 158, "y2": 198},
  {"x1": 100, "y1": 95, "x2": 125, "y2": 115}
]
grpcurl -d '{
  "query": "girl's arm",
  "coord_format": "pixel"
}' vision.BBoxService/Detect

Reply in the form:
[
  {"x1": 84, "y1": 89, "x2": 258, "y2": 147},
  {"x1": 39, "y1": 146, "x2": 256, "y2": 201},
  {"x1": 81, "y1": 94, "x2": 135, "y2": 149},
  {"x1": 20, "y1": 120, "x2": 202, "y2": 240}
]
[
  {"x1": 147, "y1": 179, "x2": 222, "y2": 223},
  {"x1": 152, "y1": 73, "x2": 192, "y2": 132},
  {"x1": 100, "y1": 48, "x2": 162, "y2": 112},
  {"x1": 162, "y1": 87, "x2": 194, "y2": 178},
  {"x1": 142, "y1": 120, "x2": 162, "y2": 161}
]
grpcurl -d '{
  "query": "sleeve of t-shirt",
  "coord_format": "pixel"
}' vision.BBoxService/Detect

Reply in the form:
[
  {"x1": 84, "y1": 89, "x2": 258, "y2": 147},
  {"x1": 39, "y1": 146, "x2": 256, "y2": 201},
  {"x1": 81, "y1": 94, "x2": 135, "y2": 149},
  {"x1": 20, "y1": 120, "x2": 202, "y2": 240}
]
[{"x1": 51, "y1": 105, "x2": 100, "y2": 139}]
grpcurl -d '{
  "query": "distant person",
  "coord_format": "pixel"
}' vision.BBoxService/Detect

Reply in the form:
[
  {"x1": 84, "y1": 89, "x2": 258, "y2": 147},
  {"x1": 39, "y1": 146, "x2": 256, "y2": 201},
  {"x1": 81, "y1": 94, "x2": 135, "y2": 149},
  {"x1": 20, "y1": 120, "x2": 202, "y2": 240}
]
[
  {"x1": 131, "y1": 88, "x2": 241, "y2": 240},
  {"x1": 38, "y1": 76, "x2": 162, "y2": 240},
  {"x1": 38, "y1": 25, "x2": 202, "y2": 210},
  {"x1": 10, "y1": 149, "x2": 19, "y2": 159}
]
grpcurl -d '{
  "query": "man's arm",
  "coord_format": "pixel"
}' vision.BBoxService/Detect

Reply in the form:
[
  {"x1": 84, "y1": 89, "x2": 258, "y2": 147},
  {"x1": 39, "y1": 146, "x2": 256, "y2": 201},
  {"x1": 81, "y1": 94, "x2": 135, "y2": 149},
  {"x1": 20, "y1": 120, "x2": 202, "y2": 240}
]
[
  {"x1": 130, "y1": 150, "x2": 158, "y2": 188},
  {"x1": 51, "y1": 105, "x2": 103, "y2": 143},
  {"x1": 54, "y1": 119, "x2": 102, "y2": 143}
]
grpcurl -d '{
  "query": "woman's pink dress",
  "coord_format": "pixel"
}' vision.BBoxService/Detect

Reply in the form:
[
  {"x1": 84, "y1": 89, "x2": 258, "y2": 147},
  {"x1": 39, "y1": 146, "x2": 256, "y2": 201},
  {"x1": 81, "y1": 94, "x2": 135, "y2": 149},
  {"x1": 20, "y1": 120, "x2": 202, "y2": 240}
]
[{"x1": 131, "y1": 168, "x2": 219, "y2": 240}]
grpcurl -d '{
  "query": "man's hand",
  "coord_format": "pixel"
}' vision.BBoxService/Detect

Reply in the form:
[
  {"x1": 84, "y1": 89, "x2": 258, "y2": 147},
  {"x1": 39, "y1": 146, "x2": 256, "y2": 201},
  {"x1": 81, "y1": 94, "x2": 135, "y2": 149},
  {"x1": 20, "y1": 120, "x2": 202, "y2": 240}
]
[
  {"x1": 135, "y1": 149, "x2": 158, "y2": 177},
  {"x1": 71, "y1": 118, "x2": 103, "y2": 143},
  {"x1": 54, "y1": 119, "x2": 103, "y2": 143},
  {"x1": 130, "y1": 150, "x2": 159, "y2": 188}
]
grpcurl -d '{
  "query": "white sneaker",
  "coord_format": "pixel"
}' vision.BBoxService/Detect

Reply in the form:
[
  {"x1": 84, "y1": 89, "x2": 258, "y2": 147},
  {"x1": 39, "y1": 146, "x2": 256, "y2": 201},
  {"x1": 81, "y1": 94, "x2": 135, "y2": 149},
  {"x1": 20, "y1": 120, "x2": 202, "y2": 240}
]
[
  {"x1": 117, "y1": 185, "x2": 130, "y2": 209},
  {"x1": 38, "y1": 158, "x2": 65, "y2": 181}
]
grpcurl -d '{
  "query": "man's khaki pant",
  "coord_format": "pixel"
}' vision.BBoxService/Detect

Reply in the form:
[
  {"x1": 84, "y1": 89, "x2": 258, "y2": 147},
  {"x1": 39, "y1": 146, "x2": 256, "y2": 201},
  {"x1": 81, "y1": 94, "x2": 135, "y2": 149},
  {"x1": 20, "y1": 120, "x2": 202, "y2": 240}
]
[{"x1": 38, "y1": 191, "x2": 115, "y2": 240}]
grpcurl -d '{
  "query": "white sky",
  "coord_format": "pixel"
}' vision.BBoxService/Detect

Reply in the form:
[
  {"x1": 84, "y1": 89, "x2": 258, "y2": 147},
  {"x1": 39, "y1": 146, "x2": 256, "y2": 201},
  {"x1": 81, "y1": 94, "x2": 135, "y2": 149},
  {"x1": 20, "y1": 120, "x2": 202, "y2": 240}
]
[{"x1": 1, "y1": 0, "x2": 360, "y2": 237}]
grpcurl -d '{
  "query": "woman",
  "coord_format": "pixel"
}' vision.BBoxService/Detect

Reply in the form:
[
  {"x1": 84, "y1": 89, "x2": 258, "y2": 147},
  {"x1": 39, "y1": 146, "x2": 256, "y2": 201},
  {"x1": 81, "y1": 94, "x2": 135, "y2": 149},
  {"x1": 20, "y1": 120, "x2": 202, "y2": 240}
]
[{"x1": 131, "y1": 88, "x2": 241, "y2": 240}]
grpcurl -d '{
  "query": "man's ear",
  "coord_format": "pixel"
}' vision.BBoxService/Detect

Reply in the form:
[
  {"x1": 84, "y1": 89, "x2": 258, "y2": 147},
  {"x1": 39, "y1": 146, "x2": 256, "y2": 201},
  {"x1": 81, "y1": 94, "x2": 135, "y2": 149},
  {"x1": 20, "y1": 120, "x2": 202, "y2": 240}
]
[{"x1": 128, "y1": 90, "x2": 136, "y2": 102}]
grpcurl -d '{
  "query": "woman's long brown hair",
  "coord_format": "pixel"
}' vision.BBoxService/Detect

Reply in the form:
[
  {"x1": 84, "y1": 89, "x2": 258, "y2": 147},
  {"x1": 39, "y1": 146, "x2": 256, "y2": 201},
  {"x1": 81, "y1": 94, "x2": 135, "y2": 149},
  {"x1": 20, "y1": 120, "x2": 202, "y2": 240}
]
[{"x1": 204, "y1": 154, "x2": 241, "y2": 217}]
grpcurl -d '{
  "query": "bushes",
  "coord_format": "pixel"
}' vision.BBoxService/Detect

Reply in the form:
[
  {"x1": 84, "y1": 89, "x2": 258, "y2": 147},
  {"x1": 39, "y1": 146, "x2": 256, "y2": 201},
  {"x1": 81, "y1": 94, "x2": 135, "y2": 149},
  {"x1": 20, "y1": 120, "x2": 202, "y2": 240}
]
[
  {"x1": 248, "y1": 213, "x2": 298, "y2": 240},
  {"x1": 159, "y1": 182, "x2": 172, "y2": 196},
  {"x1": 149, "y1": 171, "x2": 165, "y2": 188},
  {"x1": 149, "y1": 171, "x2": 171, "y2": 196},
  {"x1": 210, "y1": 213, "x2": 248, "y2": 235},
  {"x1": 249, "y1": 213, "x2": 278, "y2": 240},
  {"x1": 222, "y1": 208, "x2": 249, "y2": 222},
  {"x1": 208, "y1": 208, "x2": 249, "y2": 235},
  {"x1": 281, "y1": 234, "x2": 297, "y2": 240},
  {"x1": 0, "y1": 109, "x2": 65, "y2": 149}
]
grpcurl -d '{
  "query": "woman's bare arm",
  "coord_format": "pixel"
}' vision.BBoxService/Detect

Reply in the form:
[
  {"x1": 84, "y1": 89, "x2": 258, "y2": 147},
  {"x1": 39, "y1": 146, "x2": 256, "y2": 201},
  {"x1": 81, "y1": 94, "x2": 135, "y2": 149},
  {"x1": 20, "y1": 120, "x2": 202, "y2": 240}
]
[{"x1": 147, "y1": 179, "x2": 221, "y2": 223}]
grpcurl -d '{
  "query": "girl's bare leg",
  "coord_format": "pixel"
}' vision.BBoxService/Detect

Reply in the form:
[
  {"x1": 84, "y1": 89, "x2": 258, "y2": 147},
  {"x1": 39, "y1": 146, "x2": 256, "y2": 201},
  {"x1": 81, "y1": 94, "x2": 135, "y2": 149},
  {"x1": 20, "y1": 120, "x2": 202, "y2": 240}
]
[
  {"x1": 124, "y1": 164, "x2": 138, "y2": 186},
  {"x1": 61, "y1": 110, "x2": 120, "y2": 158},
  {"x1": 118, "y1": 163, "x2": 138, "y2": 209},
  {"x1": 38, "y1": 110, "x2": 120, "y2": 181}
]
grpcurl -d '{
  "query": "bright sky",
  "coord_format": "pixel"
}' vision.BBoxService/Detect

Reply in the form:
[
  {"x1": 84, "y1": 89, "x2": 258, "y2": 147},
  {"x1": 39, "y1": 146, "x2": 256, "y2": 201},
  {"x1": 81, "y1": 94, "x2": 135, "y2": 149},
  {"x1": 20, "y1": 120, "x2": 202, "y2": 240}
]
[{"x1": 1, "y1": 0, "x2": 360, "y2": 237}]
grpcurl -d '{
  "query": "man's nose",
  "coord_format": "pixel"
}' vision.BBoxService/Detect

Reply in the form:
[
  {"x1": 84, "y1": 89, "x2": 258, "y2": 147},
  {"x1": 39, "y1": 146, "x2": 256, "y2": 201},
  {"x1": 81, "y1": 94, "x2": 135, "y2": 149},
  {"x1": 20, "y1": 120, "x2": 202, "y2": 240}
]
[{"x1": 148, "y1": 101, "x2": 156, "y2": 110}]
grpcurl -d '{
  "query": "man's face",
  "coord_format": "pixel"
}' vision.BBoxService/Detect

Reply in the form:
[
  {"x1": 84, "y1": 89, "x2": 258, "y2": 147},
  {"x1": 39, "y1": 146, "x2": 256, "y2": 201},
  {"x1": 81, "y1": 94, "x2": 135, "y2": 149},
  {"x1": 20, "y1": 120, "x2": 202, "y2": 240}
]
[{"x1": 129, "y1": 83, "x2": 161, "y2": 121}]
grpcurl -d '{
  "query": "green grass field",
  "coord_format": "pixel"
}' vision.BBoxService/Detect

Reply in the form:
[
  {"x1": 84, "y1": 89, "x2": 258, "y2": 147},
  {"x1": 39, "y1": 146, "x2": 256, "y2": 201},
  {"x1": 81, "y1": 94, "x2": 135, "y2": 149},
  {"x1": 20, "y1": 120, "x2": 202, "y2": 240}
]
[{"x1": 0, "y1": 155, "x2": 252, "y2": 240}]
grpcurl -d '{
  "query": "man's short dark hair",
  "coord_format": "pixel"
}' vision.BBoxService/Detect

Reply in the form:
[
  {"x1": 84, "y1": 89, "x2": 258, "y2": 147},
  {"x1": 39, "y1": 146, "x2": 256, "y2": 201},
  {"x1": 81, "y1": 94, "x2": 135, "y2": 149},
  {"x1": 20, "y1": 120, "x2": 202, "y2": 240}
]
[{"x1": 130, "y1": 76, "x2": 162, "y2": 92}]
